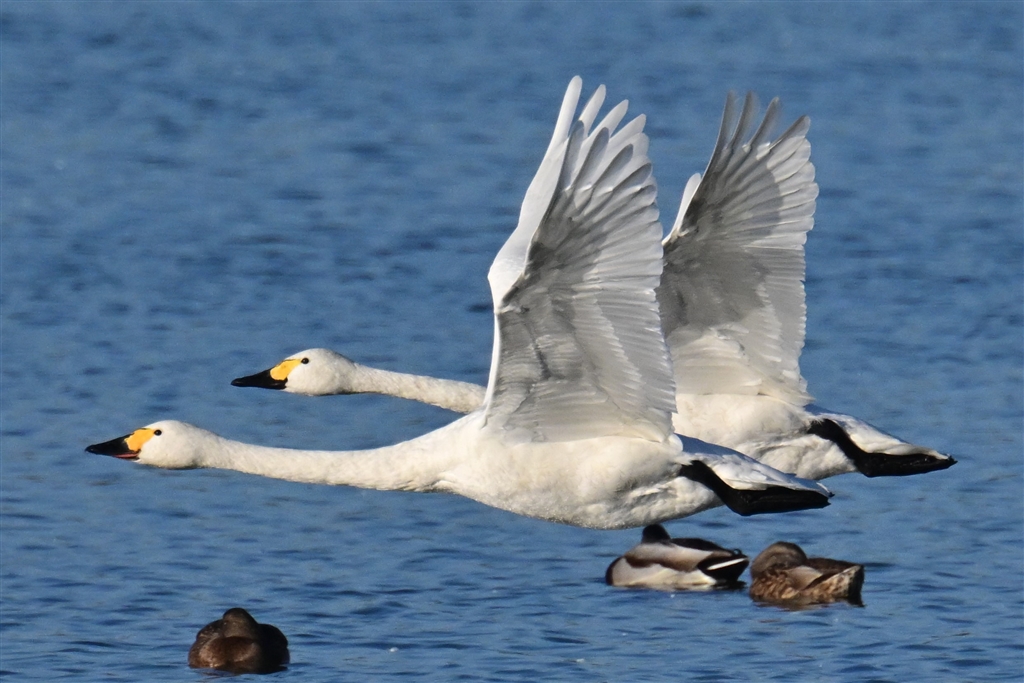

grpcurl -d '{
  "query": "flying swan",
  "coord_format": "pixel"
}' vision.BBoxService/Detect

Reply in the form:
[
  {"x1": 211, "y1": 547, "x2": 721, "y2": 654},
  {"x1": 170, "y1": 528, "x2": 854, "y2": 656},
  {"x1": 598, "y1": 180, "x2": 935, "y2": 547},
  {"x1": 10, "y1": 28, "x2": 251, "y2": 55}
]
[
  {"x1": 233, "y1": 92, "x2": 955, "y2": 483},
  {"x1": 88, "y1": 78, "x2": 831, "y2": 530}
]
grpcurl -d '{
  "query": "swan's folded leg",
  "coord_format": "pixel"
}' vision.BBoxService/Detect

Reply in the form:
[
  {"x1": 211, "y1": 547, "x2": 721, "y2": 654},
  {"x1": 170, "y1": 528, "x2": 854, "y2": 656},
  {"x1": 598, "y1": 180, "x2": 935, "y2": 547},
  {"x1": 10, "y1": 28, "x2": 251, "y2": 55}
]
[
  {"x1": 806, "y1": 419, "x2": 957, "y2": 477},
  {"x1": 677, "y1": 460, "x2": 831, "y2": 516}
]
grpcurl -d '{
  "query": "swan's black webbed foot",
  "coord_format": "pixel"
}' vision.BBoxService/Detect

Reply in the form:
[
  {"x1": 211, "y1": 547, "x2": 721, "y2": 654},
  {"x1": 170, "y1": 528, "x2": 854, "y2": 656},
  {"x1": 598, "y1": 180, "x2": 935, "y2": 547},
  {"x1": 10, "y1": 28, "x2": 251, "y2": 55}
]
[
  {"x1": 807, "y1": 419, "x2": 957, "y2": 478},
  {"x1": 678, "y1": 461, "x2": 831, "y2": 516}
]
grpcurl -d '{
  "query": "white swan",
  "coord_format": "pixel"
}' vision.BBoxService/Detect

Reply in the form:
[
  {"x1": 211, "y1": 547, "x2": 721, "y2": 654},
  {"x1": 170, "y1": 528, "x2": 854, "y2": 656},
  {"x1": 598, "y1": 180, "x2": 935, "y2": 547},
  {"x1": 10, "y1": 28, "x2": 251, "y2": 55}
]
[
  {"x1": 232, "y1": 92, "x2": 955, "y2": 482},
  {"x1": 604, "y1": 524, "x2": 748, "y2": 590},
  {"x1": 87, "y1": 79, "x2": 830, "y2": 530}
]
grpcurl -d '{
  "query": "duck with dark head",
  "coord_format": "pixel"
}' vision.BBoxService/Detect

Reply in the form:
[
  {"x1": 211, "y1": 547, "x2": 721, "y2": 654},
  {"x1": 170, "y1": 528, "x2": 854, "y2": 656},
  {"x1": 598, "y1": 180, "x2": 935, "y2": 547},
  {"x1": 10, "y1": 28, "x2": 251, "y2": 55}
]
[
  {"x1": 749, "y1": 541, "x2": 864, "y2": 606},
  {"x1": 188, "y1": 607, "x2": 289, "y2": 674}
]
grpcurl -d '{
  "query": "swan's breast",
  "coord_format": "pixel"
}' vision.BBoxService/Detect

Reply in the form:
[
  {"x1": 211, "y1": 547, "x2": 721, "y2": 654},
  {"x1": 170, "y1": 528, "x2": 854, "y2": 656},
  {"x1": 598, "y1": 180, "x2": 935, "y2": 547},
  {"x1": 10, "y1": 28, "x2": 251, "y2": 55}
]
[{"x1": 439, "y1": 434, "x2": 682, "y2": 528}]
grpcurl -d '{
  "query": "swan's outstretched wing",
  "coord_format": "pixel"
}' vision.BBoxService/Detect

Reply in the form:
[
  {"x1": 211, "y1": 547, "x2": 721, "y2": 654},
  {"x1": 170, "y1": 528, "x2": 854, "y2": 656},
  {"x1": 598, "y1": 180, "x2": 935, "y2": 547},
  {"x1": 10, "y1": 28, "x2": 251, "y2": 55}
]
[
  {"x1": 658, "y1": 93, "x2": 818, "y2": 405},
  {"x1": 484, "y1": 77, "x2": 675, "y2": 442}
]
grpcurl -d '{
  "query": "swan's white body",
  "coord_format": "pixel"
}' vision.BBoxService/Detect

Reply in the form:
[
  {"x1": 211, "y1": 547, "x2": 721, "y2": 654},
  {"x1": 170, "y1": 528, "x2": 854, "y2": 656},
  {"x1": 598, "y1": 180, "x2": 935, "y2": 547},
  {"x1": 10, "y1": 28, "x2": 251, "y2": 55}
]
[
  {"x1": 99, "y1": 417, "x2": 825, "y2": 529},
  {"x1": 238, "y1": 93, "x2": 953, "y2": 482},
  {"x1": 90, "y1": 79, "x2": 830, "y2": 530}
]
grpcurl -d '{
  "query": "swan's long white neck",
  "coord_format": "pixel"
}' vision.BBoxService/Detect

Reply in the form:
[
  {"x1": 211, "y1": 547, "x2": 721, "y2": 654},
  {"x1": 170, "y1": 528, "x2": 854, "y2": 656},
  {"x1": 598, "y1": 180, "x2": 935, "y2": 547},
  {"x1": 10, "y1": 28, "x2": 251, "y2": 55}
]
[
  {"x1": 192, "y1": 421, "x2": 464, "y2": 492},
  {"x1": 349, "y1": 364, "x2": 484, "y2": 414}
]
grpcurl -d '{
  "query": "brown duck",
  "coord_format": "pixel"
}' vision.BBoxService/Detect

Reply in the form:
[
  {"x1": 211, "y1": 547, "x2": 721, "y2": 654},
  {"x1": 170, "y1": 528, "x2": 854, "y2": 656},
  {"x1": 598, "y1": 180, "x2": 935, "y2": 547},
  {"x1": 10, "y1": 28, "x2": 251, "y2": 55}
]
[
  {"x1": 749, "y1": 541, "x2": 864, "y2": 605},
  {"x1": 188, "y1": 607, "x2": 289, "y2": 674}
]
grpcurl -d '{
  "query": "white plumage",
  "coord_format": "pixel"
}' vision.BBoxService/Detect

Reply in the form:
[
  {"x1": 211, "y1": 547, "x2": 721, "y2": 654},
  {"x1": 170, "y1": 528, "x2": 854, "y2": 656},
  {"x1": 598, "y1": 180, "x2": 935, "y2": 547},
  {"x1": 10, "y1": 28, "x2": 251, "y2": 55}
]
[
  {"x1": 89, "y1": 79, "x2": 830, "y2": 530},
  {"x1": 235, "y1": 92, "x2": 954, "y2": 482}
]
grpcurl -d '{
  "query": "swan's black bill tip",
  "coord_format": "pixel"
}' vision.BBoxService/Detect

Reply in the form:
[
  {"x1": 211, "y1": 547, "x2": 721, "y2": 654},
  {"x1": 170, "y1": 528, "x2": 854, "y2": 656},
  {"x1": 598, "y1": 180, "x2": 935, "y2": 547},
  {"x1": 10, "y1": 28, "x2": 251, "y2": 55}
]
[
  {"x1": 231, "y1": 369, "x2": 286, "y2": 390},
  {"x1": 85, "y1": 436, "x2": 139, "y2": 460}
]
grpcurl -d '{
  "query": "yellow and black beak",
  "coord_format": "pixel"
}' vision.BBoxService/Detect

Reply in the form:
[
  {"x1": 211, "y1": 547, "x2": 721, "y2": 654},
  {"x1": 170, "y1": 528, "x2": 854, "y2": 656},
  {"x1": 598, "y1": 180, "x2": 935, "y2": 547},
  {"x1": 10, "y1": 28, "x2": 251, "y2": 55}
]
[
  {"x1": 231, "y1": 358, "x2": 302, "y2": 390},
  {"x1": 231, "y1": 368, "x2": 286, "y2": 390},
  {"x1": 85, "y1": 428, "x2": 156, "y2": 460}
]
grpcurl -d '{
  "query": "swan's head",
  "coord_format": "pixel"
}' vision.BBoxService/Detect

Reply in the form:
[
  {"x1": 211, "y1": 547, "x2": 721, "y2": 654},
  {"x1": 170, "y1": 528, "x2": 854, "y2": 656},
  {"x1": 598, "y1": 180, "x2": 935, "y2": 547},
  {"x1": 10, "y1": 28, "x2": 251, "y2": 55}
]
[
  {"x1": 231, "y1": 348, "x2": 358, "y2": 396},
  {"x1": 86, "y1": 420, "x2": 212, "y2": 469}
]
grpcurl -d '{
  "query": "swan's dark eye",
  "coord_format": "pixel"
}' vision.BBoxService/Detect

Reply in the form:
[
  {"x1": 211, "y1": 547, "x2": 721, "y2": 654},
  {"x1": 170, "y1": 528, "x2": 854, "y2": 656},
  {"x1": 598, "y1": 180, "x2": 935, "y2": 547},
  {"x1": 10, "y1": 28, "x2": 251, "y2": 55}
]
[
  {"x1": 301, "y1": 358, "x2": 309, "y2": 364},
  {"x1": 154, "y1": 429, "x2": 162, "y2": 436}
]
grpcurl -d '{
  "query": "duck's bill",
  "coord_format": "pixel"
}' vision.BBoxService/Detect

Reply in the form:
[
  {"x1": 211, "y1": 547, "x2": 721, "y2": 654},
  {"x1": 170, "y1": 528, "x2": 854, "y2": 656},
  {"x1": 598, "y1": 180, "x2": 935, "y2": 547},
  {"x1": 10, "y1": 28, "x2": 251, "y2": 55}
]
[
  {"x1": 85, "y1": 434, "x2": 139, "y2": 460},
  {"x1": 231, "y1": 368, "x2": 286, "y2": 390}
]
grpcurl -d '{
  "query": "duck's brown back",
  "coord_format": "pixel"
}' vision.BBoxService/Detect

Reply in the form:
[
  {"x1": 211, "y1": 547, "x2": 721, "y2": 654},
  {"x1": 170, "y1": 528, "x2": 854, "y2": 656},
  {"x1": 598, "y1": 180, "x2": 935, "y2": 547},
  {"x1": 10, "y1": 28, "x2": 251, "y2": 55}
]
[{"x1": 188, "y1": 609, "x2": 289, "y2": 673}]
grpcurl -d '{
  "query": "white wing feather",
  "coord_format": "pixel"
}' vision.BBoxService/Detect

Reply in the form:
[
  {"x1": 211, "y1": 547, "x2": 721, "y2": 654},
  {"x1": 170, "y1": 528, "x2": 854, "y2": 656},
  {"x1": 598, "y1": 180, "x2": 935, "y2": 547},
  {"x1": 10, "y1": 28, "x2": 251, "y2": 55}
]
[
  {"x1": 659, "y1": 92, "x2": 818, "y2": 404},
  {"x1": 485, "y1": 78, "x2": 675, "y2": 442}
]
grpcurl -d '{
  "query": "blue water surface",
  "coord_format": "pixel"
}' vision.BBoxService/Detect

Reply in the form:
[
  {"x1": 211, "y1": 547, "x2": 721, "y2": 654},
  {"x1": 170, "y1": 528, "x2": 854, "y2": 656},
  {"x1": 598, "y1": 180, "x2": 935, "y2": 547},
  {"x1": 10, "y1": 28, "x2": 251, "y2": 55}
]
[{"x1": 2, "y1": 2, "x2": 1022, "y2": 681}]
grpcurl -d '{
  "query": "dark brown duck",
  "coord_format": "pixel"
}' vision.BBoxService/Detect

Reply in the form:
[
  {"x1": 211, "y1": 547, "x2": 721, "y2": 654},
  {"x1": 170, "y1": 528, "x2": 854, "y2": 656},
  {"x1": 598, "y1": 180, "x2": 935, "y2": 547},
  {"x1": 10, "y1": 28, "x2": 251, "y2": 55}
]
[
  {"x1": 188, "y1": 607, "x2": 289, "y2": 674},
  {"x1": 749, "y1": 541, "x2": 864, "y2": 605}
]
